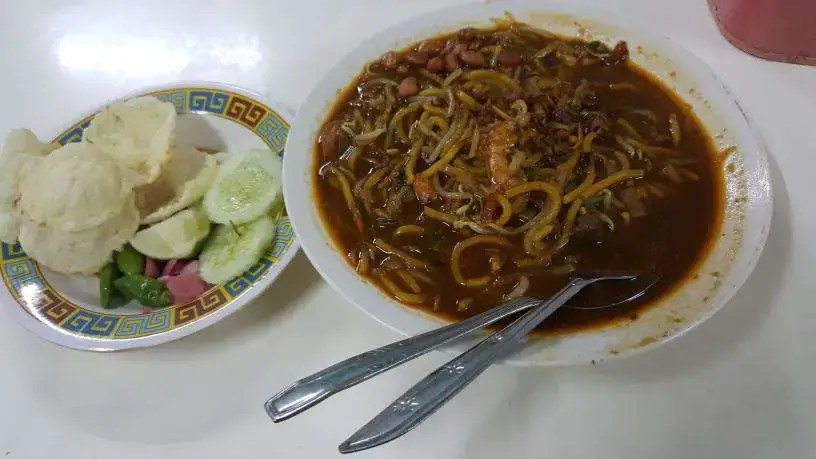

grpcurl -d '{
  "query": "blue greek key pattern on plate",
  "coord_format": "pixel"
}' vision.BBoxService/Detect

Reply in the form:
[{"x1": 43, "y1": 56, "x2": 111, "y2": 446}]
[
  {"x1": 223, "y1": 218, "x2": 293, "y2": 297},
  {"x1": 0, "y1": 87, "x2": 295, "y2": 341},
  {"x1": 4, "y1": 259, "x2": 43, "y2": 293},
  {"x1": 56, "y1": 118, "x2": 92, "y2": 146},
  {"x1": 269, "y1": 219, "x2": 295, "y2": 260},
  {"x1": 153, "y1": 90, "x2": 187, "y2": 113},
  {"x1": 2, "y1": 242, "x2": 25, "y2": 261},
  {"x1": 256, "y1": 113, "x2": 289, "y2": 154},
  {"x1": 114, "y1": 310, "x2": 172, "y2": 337},
  {"x1": 188, "y1": 90, "x2": 229, "y2": 114},
  {"x1": 62, "y1": 311, "x2": 120, "y2": 336}
]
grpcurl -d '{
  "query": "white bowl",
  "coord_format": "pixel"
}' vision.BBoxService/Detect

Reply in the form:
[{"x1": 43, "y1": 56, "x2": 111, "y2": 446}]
[{"x1": 283, "y1": 0, "x2": 773, "y2": 366}]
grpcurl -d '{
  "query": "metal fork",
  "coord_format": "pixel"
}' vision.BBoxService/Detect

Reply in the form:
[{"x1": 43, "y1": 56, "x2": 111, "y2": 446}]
[
  {"x1": 264, "y1": 273, "x2": 636, "y2": 452},
  {"x1": 336, "y1": 274, "x2": 635, "y2": 453},
  {"x1": 265, "y1": 296, "x2": 544, "y2": 422}
]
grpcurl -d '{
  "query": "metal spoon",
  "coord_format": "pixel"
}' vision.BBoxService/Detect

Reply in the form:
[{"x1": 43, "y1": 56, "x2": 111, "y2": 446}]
[
  {"x1": 265, "y1": 296, "x2": 544, "y2": 422},
  {"x1": 337, "y1": 273, "x2": 636, "y2": 454},
  {"x1": 265, "y1": 273, "x2": 636, "y2": 424}
]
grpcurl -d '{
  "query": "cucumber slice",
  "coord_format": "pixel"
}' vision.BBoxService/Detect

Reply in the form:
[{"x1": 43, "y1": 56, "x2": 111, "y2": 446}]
[
  {"x1": 199, "y1": 215, "x2": 277, "y2": 284},
  {"x1": 130, "y1": 208, "x2": 211, "y2": 260},
  {"x1": 202, "y1": 148, "x2": 282, "y2": 224}
]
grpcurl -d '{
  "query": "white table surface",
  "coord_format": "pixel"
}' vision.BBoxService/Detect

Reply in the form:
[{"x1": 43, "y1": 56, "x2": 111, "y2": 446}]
[{"x1": 1, "y1": 0, "x2": 814, "y2": 458}]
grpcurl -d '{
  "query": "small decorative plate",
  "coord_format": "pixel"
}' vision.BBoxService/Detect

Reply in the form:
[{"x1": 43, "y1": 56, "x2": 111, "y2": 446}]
[{"x1": 0, "y1": 83, "x2": 299, "y2": 351}]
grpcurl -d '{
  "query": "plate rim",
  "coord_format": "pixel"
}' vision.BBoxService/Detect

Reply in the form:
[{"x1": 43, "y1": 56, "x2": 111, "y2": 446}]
[{"x1": 1, "y1": 81, "x2": 300, "y2": 351}]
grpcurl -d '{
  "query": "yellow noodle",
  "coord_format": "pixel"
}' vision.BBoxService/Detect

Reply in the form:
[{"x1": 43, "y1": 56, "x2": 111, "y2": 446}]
[
  {"x1": 393, "y1": 224, "x2": 424, "y2": 238},
  {"x1": 507, "y1": 150, "x2": 525, "y2": 176},
  {"x1": 356, "y1": 251, "x2": 370, "y2": 274},
  {"x1": 420, "y1": 140, "x2": 465, "y2": 177},
  {"x1": 504, "y1": 181, "x2": 562, "y2": 226},
  {"x1": 395, "y1": 270, "x2": 422, "y2": 294},
  {"x1": 378, "y1": 274, "x2": 426, "y2": 304},
  {"x1": 445, "y1": 86, "x2": 457, "y2": 118},
  {"x1": 505, "y1": 181, "x2": 561, "y2": 200},
  {"x1": 327, "y1": 176, "x2": 341, "y2": 189},
  {"x1": 417, "y1": 121, "x2": 442, "y2": 141},
  {"x1": 372, "y1": 238, "x2": 428, "y2": 270},
  {"x1": 451, "y1": 235, "x2": 512, "y2": 288},
  {"x1": 580, "y1": 169, "x2": 644, "y2": 198},
  {"x1": 523, "y1": 223, "x2": 554, "y2": 255},
  {"x1": 418, "y1": 87, "x2": 444, "y2": 97},
  {"x1": 494, "y1": 194, "x2": 513, "y2": 226},
  {"x1": 621, "y1": 211, "x2": 632, "y2": 225},
  {"x1": 669, "y1": 113, "x2": 681, "y2": 147},
  {"x1": 452, "y1": 159, "x2": 484, "y2": 175},
  {"x1": 563, "y1": 166, "x2": 596, "y2": 203},
  {"x1": 456, "y1": 89, "x2": 482, "y2": 110},
  {"x1": 647, "y1": 183, "x2": 666, "y2": 198},
  {"x1": 347, "y1": 146, "x2": 363, "y2": 171},
  {"x1": 363, "y1": 167, "x2": 389, "y2": 192},
  {"x1": 491, "y1": 105, "x2": 514, "y2": 121},
  {"x1": 423, "y1": 206, "x2": 459, "y2": 226},
  {"x1": 337, "y1": 166, "x2": 356, "y2": 182},
  {"x1": 464, "y1": 70, "x2": 523, "y2": 92},
  {"x1": 419, "y1": 69, "x2": 445, "y2": 85},
  {"x1": 582, "y1": 131, "x2": 598, "y2": 152},
  {"x1": 422, "y1": 104, "x2": 448, "y2": 117},
  {"x1": 428, "y1": 111, "x2": 468, "y2": 163},
  {"x1": 406, "y1": 269, "x2": 435, "y2": 285},
  {"x1": 559, "y1": 150, "x2": 581, "y2": 176},
  {"x1": 555, "y1": 198, "x2": 583, "y2": 249},
  {"x1": 466, "y1": 126, "x2": 481, "y2": 159},
  {"x1": 614, "y1": 150, "x2": 631, "y2": 170},
  {"x1": 386, "y1": 102, "x2": 421, "y2": 146},
  {"x1": 537, "y1": 168, "x2": 559, "y2": 179},
  {"x1": 424, "y1": 116, "x2": 450, "y2": 132},
  {"x1": 331, "y1": 168, "x2": 364, "y2": 232},
  {"x1": 404, "y1": 141, "x2": 423, "y2": 185},
  {"x1": 616, "y1": 118, "x2": 645, "y2": 141}
]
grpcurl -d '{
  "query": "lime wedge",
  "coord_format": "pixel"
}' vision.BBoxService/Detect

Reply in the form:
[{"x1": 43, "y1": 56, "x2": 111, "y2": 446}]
[
  {"x1": 202, "y1": 148, "x2": 282, "y2": 224},
  {"x1": 130, "y1": 208, "x2": 211, "y2": 260},
  {"x1": 199, "y1": 215, "x2": 277, "y2": 284}
]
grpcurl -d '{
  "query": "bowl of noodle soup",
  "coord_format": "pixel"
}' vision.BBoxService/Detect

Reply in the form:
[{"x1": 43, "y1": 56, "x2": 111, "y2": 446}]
[{"x1": 283, "y1": 0, "x2": 772, "y2": 365}]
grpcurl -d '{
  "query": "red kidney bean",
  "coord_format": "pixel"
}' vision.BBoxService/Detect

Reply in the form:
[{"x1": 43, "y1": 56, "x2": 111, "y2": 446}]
[
  {"x1": 404, "y1": 51, "x2": 430, "y2": 65},
  {"x1": 460, "y1": 50, "x2": 486, "y2": 67},
  {"x1": 426, "y1": 56, "x2": 444, "y2": 73},
  {"x1": 498, "y1": 50, "x2": 523, "y2": 66},
  {"x1": 444, "y1": 52, "x2": 460, "y2": 72},
  {"x1": 381, "y1": 51, "x2": 399, "y2": 70},
  {"x1": 452, "y1": 43, "x2": 468, "y2": 55},
  {"x1": 397, "y1": 77, "x2": 419, "y2": 97}
]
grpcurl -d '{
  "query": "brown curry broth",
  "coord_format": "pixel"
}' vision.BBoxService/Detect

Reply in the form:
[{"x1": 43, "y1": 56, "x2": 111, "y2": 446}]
[{"x1": 314, "y1": 26, "x2": 723, "y2": 336}]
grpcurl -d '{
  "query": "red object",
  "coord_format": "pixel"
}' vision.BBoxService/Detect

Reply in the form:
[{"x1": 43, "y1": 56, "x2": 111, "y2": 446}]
[
  {"x1": 709, "y1": 0, "x2": 816, "y2": 65},
  {"x1": 160, "y1": 275, "x2": 208, "y2": 305},
  {"x1": 180, "y1": 260, "x2": 200, "y2": 277},
  {"x1": 144, "y1": 257, "x2": 159, "y2": 278},
  {"x1": 161, "y1": 259, "x2": 189, "y2": 277}
]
